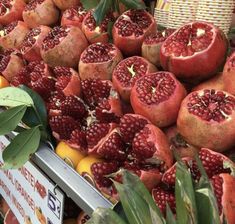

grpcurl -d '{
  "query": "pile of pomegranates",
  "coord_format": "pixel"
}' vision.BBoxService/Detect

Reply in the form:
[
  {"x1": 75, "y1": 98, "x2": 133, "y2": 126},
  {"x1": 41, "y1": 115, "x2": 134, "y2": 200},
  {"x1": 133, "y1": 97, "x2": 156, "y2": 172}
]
[{"x1": 0, "y1": 0, "x2": 235, "y2": 222}]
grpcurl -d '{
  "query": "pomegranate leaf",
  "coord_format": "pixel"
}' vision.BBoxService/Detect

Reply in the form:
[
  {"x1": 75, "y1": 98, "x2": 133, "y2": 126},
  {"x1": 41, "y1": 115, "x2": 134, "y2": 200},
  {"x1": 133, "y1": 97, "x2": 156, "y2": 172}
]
[
  {"x1": 175, "y1": 161, "x2": 198, "y2": 224},
  {"x1": 195, "y1": 188, "x2": 220, "y2": 224},
  {"x1": 119, "y1": 0, "x2": 146, "y2": 10},
  {"x1": 81, "y1": 0, "x2": 99, "y2": 10},
  {"x1": 0, "y1": 105, "x2": 27, "y2": 135},
  {"x1": 166, "y1": 204, "x2": 176, "y2": 224},
  {"x1": 93, "y1": 0, "x2": 112, "y2": 25},
  {"x1": 0, "y1": 87, "x2": 34, "y2": 107},
  {"x1": 86, "y1": 208, "x2": 127, "y2": 224},
  {"x1": 1, "y1": 126, "x2": 40, "y2": 169}
]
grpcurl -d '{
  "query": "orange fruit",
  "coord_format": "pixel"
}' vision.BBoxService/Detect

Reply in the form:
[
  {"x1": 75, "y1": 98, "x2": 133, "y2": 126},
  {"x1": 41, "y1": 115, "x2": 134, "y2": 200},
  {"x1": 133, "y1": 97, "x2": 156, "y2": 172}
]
[
  {"x1": 0, "y1": 76, "x2": 9, "y2": 88},
  {"x1": 55, "y1": 142, "x2": 86, "y2": 169}
]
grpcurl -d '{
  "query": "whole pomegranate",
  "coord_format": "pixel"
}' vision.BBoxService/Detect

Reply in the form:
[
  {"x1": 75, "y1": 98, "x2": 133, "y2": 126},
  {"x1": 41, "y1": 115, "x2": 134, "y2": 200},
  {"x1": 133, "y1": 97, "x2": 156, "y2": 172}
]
[
  {"x1": 20, "y1": 25, "x2": 51, "y2": 62},
  {"x1": 130, "y1": 72, "x2": 187, "y2": 127},
  {"x1": 0, "y1": 21, "x2": 29, "y2": 49},
  {"x1": 142, "y1": 29, "x2": 175, "y2": 67},
  {"x1": 0, "y1": 0, "x2": 26, "y2": 25},
  {"x1": 22, "y1": 0, "x2": 59, "y2": 28},
  {"x1": 112, "y1": 9, "x2": 156, "y2": 56},
  {"x1": 112, "y1": 56, "x2": 157, "y2": 102},
  {"x1": 223, "y1": 52, "x2": 235, "y2": 95},
  {"x1": 0, "y1": 49, "x2": 24, "y2": 81},
  {"x1": 40, "y1": 26, "x2": 88, "y2": 68},
  {"x1": 79, "y1": 42, "x2": 123, "y2": 80},
  {"x1": 160, "y1": 21, "x2": 227, "y2": 83},
  {"x1": 82, "y1": 11, "x2": 115, "y2": 44},
  {"x1": 53, "y1": 0, "x2": 80, "y2": 10},
  {"x1": 177, "y1": 89, "x2": 235, "y2": 152},
  {"x1": 61, "y1": 5, "x2": 87, "y2": 29}
]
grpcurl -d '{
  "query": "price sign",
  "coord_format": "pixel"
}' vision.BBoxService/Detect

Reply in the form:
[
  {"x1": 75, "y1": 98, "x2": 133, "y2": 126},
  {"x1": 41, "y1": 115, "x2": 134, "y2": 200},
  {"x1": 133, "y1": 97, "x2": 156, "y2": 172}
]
[{"x1": 0, "y1": 135, "x2": 64, "y2": 224}]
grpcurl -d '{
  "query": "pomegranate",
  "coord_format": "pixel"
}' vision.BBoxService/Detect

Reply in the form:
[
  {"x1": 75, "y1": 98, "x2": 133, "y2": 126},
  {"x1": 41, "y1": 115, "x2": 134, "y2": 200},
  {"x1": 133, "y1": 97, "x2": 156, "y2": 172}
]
[
  {"x1": 163, "y1": 125, "x2": 199, "y2": 158},
  {"x1": 79, "y1": 42, "x2": 123, "y2": 80},
  {"x1": 223, "y1": 52, "x2": 235, "y2": 95},
  {"x1": 131, "y1": 124, "x2": 173, "y2": 171},
  {"x1": 82, "y1": 11, "x2": 115, "y2": 44},
  {"x1": 4, "y1": 209, "x2": 19, "y2": 224},
  {"x1": 160, "y1": 21, "x2": 228, "y2": 82},
  {"x1": 22, "y1": 0, "x2": 59, "y2": 28},
  {"x1": 53, "y1": 66, "x2": 81, "y2": 96},
  {"x1": 0, "y1": 21, "x2": 29, "y2": 49},
  {"x1": 20, "y1": 25, "x2": 51, "y2": 62},
  {"x1": 66, "y1": 129, "x2": 87, "y2": 153},
  {"x1": 142, "y1": 29, "x2": 175, "y2": 67},
  {"x1": 192, "y1": 72, "x2": 224, "y2": 92},
  {"x1": 0, "y1": 49, "x2": 24, "y2": 81},
  {"x1": 211, "y1": 174, "x2": 235, "y2": 224},
  {"x1": 0, "y1": 0, "x2": 26, "y2": 25},
  {"x1": 61, "y1": 5, "x2": 87, "y2": 29},
  {"x1": 119, "y1": 113, "x2": 150, "y2": 144},
  {"x1": 130, "y1": 72, "x2": 187, "y2": 127},
  {"x1": 53, "y1": 0, "x2": 80, "y2": 10},
  {"x1": 40, "y1": 26, "x2": 88, "y2": 68},
  {"x1": 162, "y1": 148, "x2": 234, "y2": 186},
  {"x1": 112, "y1": 9, "x2": 156, "y2": 56},
  {"x1": 177, "y1": 89, "x2": 235, "y2": 152},
  {"x1": 112, "y1": 56, "x2": 157, "y2": 102}
]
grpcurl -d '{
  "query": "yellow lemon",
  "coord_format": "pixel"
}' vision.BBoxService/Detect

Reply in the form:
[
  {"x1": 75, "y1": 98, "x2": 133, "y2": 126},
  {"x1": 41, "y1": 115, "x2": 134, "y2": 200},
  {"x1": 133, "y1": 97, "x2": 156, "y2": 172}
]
[
  {"x1": 55, "y1": 142, "x2": 86, "y2": 169},
  {"x1": 0, "y1": 76, "x2": 9, "y2": 88}
]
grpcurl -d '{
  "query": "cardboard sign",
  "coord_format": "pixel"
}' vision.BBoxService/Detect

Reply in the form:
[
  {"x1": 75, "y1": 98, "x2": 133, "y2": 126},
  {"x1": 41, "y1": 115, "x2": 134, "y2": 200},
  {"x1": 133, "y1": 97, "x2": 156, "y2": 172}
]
[{"x1": 0, "y1": 135, "x2": 64, "y2": 224}]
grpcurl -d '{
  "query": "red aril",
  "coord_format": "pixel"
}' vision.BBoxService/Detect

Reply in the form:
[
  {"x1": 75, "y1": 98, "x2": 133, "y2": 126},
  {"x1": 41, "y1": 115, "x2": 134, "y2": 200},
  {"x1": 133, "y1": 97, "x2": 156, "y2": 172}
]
[
  {"x1": 22, "y1": 0, "x2": 59, "y2": 28},
  {"x1": 53, "y1": 0, "x2": 80, "y2": 10},
  {"x1": 53, "y1": 66, "x2": 82, "y2": 97},
  {"x1": 82, "y1": 11, "x2": 115, "y2": 44},
  {"x1": 177, "y1": 89, "x2": 235, "y2": 152},
  {"x1": 0, "y1": 0, "x2": 26, "y2": 25},
  {"x1": 20, "y1": 25, "x2": 51, "y2": 62},
  {"x1": 131, "y1": 124, "x2": 173, "y2": 171},
  {"x1": 0, "y1": 49, "x2": 24, "y2": 81},
  {"x1": 61, "y1": 6, "x2": 87, "y2": 29},
  {"x1": 0, "y1": 21, "x2": 30, "y2": 49},
  {"x1": 40, "y1": 26, "x2": 88, "y2": 68},
  {"x1": 130, "y1": 72, "x2": 187, "y2": 127},
  {"x1": 160, "y1": 21, "x2": 227, "y2": 82},
  {"x1": 4, "y1": 209, "x2": 19, "y2": 224},
  {"x1": 79, "y1": 43, "x2": 123, "y2": 80},
  {"x1": 112, "y1": 9, "x2": 156, "y2": 56},
  {"x1": 66, "y1": 129, "x2": 87, "y2": 153},
  {"x1": 112, "y1": 56, "x2": 157, "y2": 102},
  {"x1": 223, "y1": 52, "x2": 235, "y2": 95},
  {"x1": 142, "y1": 29, "x2": 175, "y2": 67}
]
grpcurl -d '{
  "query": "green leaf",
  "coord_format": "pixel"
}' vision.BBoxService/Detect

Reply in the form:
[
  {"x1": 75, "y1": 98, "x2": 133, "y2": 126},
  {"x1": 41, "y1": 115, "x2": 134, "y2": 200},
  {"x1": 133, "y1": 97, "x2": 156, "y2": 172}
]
[
  {"x1": 114, "y1": 181, "x2": 152, "y2": 224},
  {"x1": 0, "y1": 87, "x2": 33, "y2": 107},
  {"x1": 166, "y1": 204, "x2": 176, "y2": 224},
  {"x1": 19, "y1": 85, "x2": 47, "y2": 128},
  {"x1": 175, "y1": 161, "x2": 198, "y2": 224},
  {"x1": 0, "y1": 105, "x2": 26, "y2": 135},
  {"x1": 93, "y1": 0, "x2": 112, "y2": 25},
  {"x1": 121, "y1": 170, "x2": 166, "y2": 224},
  {"x1": 87, "y1": 208, "x2": 127, "y2": 224},
  {"x1": 2, "y1": 126, "x2": 41, "y2": 169},
  {"x1": 195, "y1": 188, "x2": 220, "y2": 224},
  {"x1": 119, "y1": 0, "x2": 146, "y2": 10},
  {"x1": 81, "y1": 0, "x2": 99, "y2": 10}
]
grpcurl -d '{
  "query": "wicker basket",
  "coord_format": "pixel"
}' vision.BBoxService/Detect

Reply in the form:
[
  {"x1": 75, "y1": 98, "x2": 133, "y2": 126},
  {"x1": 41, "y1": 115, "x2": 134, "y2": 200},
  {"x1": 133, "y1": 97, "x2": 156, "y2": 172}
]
[{"x1": 154, "y1": 0, "x2": 172, "y2": 27}]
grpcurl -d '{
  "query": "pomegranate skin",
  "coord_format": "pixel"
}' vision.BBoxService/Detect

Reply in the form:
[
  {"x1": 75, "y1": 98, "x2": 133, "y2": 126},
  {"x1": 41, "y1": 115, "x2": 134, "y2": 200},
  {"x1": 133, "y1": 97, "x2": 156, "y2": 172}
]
[
  {"x1": 40, "y1": 26, "x2": 88, "y2": 68},
  {"x1": 20, "y1": 25, "x2": 51, "y2": 62},
  {"x1": 160, "y1": 21, "x2": 228, "y2": 82},
  {"x1": 52, "y1": 0, "x2": 80, "y2": 10},
  {"x1": 22, "y1": 0, "x2": 59, "y2": 29},
  {"x1": 223, "y1": 52, "x2": 235, "y2": 95},
  {"x1": 177, "y1": 89, "x2": 235, "y2": 152},
  {"x1": 0, "y1": 21, "x2": 30, "y2": 49},
  {"x1": 112, "y1": 9, "x2": 157, "y2": 56},
  {"x1": 0, "y1": 0, "x2": 26, "y2": 25},
  {"x1": 79, "y1": 43, "x2": 123, "y2": 80},
  {"x1": 130, "y1": 72, "x2": 187, "y2": 128}
]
